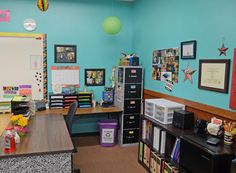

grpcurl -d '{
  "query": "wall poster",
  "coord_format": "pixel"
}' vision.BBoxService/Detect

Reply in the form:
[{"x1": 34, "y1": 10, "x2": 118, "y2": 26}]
[{"x1": 152, "y1": 48, "x2": 179, "y2": 83}]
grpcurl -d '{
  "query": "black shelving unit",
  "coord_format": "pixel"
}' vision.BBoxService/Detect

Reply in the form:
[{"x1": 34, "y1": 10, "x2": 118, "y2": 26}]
[{"x1": 138, "y1": 114, "x2": 236, "y2": 173}]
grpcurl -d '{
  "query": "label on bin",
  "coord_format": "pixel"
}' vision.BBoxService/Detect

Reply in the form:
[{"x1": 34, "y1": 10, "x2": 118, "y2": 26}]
[{"x1": 102, "y1": 129, "x2": 114, "y2": 143}]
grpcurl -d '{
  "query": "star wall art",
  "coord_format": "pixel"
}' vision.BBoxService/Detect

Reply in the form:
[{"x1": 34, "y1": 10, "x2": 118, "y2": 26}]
[
  {"x1": 182, "y1": 64, "x2": 196, "y2": 84},
  {"x1": 218, "y1": 43, "x2": 228, "y2": 56}
]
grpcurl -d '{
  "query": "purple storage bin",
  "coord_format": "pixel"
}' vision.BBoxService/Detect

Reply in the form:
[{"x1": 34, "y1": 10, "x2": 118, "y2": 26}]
[{"x1": 98, "y1": 119, "x2": 118, "y2": 147}]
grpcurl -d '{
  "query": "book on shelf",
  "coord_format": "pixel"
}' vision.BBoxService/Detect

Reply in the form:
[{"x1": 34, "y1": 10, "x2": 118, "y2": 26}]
[
  {"x1": 160, "y1": 130, "x2": 166, "y2": 155},
  {"x1": 143, "y1": 144, "x2": 151, "y2": 168},
  {"x1": 146, "y1": 120, "x2": 153, "y2": 143},
  {"x1": 171, "y1": 138, "x2": 180, "y2": 163},
  {"x1": 139, "y1": 141, "x2": 144, "y2": 162},
  {"x1": 156, "y1": 154, "x2": 165, "y2": 173},
  {"x1": 142, "y1": 120, "x2": 147, "y2": 140},
  {"x1": 163, "y1": 161, "x2": 174, "y2": 173},
  {"x1": 150, "y1": 151, "x2": 158, "y2": 173},
  {"x1": 153, "y1": 126, "x2": 161, "y2": 152}
]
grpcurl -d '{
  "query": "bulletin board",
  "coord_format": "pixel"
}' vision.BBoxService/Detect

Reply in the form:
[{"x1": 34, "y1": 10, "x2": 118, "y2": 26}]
[
  {"x1": 0, "y1": 32, "x2": 47, "y2": 100},
  {"x1": 51, "y1": 66, "x2": 80, "y2": 85}
]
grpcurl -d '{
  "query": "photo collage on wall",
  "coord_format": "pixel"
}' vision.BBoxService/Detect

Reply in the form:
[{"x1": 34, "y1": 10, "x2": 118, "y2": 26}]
[{"x1": 152, "y1": 48, "x2": 179, "y2": 83}]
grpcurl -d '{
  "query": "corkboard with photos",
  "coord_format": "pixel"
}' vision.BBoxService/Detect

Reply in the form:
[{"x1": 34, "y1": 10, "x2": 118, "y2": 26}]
[{"x1": 152, "y1": 48, "x2": 179, "y2": 83}]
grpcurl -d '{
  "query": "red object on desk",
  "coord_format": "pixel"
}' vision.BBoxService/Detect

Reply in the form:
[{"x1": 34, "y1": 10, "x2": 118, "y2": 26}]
[
  {"x1": 230, "y1": 49, "x2": 236, "y2": 110},
  {"x1": 3, "y1": 126, "x2": 16, "y2": 153}
]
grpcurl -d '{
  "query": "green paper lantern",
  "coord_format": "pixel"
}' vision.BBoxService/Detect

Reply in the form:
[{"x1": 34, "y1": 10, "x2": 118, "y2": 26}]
[{"x1": 103, "y1": 16, "x2": 122, "y2": 35}]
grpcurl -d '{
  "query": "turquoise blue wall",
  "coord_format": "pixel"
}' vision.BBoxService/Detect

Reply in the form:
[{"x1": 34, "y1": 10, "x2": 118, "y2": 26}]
[
  {"x1": 0, "y1": 0, "x2": 133, "y2": 133},
  {"x1": 0, "y1": 0, "x2": 133, "y2": 100},
  {"x1": 133, "y1": 0, "x2": 236, "y2": 111},
  {"x1": 1, "y1": 0, "x2": 235, "y2": 133}
]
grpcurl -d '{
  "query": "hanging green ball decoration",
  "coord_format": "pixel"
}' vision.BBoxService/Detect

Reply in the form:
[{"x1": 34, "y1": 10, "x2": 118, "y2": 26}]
[{"x1": 103, "y1": 16, "x2": 122, "y2": 35}]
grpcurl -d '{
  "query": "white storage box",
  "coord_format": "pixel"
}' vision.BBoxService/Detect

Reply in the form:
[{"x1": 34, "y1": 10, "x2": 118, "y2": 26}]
[
  {"x1": 145, "y1": 99, "x2": 185, "y2": 124},
  {"x1": 145, "y1": 99, "x2": 159, "y2": 119}
]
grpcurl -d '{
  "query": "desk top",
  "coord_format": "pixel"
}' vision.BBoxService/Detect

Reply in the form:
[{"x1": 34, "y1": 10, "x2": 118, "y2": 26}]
[
  {"x1": 0, "y1": 114, "x2": 74, "y2": 159},
  {"x1": 0, "y1": 114, "x2": 11, "y2": 136},
  {"x1": 36, "y1": 105, "x2": 122, "y2": 116}
]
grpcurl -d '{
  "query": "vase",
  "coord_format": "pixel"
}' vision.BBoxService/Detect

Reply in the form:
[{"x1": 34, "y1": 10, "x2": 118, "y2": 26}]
[{"x1": 14, "y1": 126, "x2": 28, "y2": 137}]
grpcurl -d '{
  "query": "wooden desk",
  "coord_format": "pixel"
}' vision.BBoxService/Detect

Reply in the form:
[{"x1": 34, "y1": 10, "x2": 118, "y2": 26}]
[
  {"x1": 36, "y1": 106, "x2": 122, "y2": 116},
  {"x1": 0, "y1": 114, "x2": 11, "y2": 136},
  {"x1": 0, "y1": 114, "x2": 74, "y2": 172}
]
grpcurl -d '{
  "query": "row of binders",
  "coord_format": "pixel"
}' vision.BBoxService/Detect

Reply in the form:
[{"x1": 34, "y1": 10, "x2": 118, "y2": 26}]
[
  {"x1": 139, "y1": 141, "x2": 179, "y2": 173},
  {"x1": 142, "y1": 120, "x2": 167, "y2": 155}
]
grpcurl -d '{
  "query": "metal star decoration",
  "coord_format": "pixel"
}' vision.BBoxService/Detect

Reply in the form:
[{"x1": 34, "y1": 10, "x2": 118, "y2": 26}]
[
  {"x1": 218, "y1": 43, "x2": 228, "y2": 56},
  {"x1": 182, "y1": 64, "x2": 196, "y2": 84}
]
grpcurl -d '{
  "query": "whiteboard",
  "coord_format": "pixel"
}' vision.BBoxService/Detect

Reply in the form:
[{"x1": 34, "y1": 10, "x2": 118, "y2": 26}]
[{"x1": 0, "y1": 33, "x2": 47, "y2": 100}]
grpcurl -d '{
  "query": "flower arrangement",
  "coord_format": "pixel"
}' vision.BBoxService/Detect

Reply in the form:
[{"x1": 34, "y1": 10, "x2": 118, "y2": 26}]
[{"x1": 10, "y1": 114, "x2": 29, "y2": 137}]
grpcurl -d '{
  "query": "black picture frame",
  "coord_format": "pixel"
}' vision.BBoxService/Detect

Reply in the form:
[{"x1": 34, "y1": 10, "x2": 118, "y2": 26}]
[
  {"x1": 181, "y1": 40, "x2": 197, "y2": 59},
  {"x1": 84, "y1": 68, "x2": 105, "y2": 86},
  {"x1": 54, "y1": 45, "x2": 77, "y2": 63},
  {"x1": 198, "y1": 59, "x2": 230, "y2": 93}
]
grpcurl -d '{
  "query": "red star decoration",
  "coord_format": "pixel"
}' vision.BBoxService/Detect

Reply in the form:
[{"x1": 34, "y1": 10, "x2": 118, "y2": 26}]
[
  {"x1": 182, "y1": 64, "x2": 196, "y2": 84},
  {"x1": 218, "y1": 43, "x2": 228, "y2": 56}
]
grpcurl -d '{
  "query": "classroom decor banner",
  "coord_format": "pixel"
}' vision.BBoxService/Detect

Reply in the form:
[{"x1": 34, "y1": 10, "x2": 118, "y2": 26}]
[{"x1": 152, "y1": 48, "x2": 179, "y2": 83}]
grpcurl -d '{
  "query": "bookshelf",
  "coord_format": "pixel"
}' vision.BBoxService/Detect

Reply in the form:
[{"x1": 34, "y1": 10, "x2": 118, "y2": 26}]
[
  {"x1": 138, "y1": 115, "x2": 193, "y2": 173},
  {"x1": 139, "y1": 114, "x2": 236, "y2": 173}
]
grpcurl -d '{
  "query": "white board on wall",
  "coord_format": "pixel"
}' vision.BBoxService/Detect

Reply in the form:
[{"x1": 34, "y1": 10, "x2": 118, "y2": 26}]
[{"x1": 0, "y1": 33, "x2": 47, "y2": 100}]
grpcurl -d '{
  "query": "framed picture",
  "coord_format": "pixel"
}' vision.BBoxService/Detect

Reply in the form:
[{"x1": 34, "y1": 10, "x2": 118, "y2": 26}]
[
  {"x1": 181, "y1": 40, "x2": 197, "y2": 59},
  {"x1": 84, "y1": 68, "x2": 105, "y2": 86},
  {"x1": 198, "y1": 59, "x2": 230, "y2": 93},
  {"x1": 54, "y1": 45, "x2": 77, "y2": 63}
]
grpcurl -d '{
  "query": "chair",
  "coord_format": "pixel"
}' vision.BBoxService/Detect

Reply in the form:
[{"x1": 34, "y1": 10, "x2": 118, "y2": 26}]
[{"x1": 64, "y1": 101, "x2": 81, "y2": 173}]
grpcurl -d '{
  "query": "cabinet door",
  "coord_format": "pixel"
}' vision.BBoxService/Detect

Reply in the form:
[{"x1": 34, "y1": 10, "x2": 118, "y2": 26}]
[
  {"x1": 125, "y1": 68, "x2": 142, "y2": 83},
  {"x1": 180, "y1": 139, "x2": 213, "y2": 173}
]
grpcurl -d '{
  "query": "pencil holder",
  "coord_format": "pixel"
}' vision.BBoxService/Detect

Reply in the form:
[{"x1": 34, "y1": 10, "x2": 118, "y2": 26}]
[{"x1": 224, "y1": 131, "x2": 234, "y2": 145}]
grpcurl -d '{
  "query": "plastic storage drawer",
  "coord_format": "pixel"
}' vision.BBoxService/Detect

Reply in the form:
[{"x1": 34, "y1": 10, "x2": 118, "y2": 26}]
[
  {"x1": 144, "y1": 100, "x2": 155, "y2": 119},
  {"x1": 154, "y1": 105, "x2": 183, "y2": 124},
  {"x1": 144, "y1": 99, "x2": 185, "y2": 124}
]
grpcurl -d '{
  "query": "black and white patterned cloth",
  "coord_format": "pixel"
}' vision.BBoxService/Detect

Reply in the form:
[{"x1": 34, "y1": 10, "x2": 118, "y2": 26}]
[{"x1": 0, "y1": 153, "x2": 71, "y2": 173}]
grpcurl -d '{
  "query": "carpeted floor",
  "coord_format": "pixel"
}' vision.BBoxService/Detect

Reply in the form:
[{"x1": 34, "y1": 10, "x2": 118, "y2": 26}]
[{"x1": 72, "y1": 136, "x2": 147, "y2": 173}]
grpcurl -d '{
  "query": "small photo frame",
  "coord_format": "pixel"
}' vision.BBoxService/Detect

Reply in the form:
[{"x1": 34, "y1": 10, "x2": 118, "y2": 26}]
[
  {"x1": 55, "y1": 45, "x2": 77, "y2": 63},
  {"x1": 198, "y1": 59, "x2": 230, "y2": 93},
  {"x1": 181, "y1": 40, "x2": 197, "y2": 59},
  {"x1": 85, "y1": 68, "x2": 105, "y2": 86}
]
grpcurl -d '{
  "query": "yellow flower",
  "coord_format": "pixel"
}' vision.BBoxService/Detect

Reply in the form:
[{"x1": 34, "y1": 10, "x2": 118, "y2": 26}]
[
  {"x1": 11, "y1": 115, "x2": 19, "y2": 123},
  {"x1": 17, "y1": 117, "x2": 28, "y2": 127}
]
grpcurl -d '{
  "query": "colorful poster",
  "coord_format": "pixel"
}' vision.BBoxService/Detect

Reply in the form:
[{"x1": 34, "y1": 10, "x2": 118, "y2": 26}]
[
  {"x1": 0, "y1": 10, "x2": 10, "y2": 22},
  {"x1": 152, "y1": 48, "x2": 179, "y2": 83}
]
